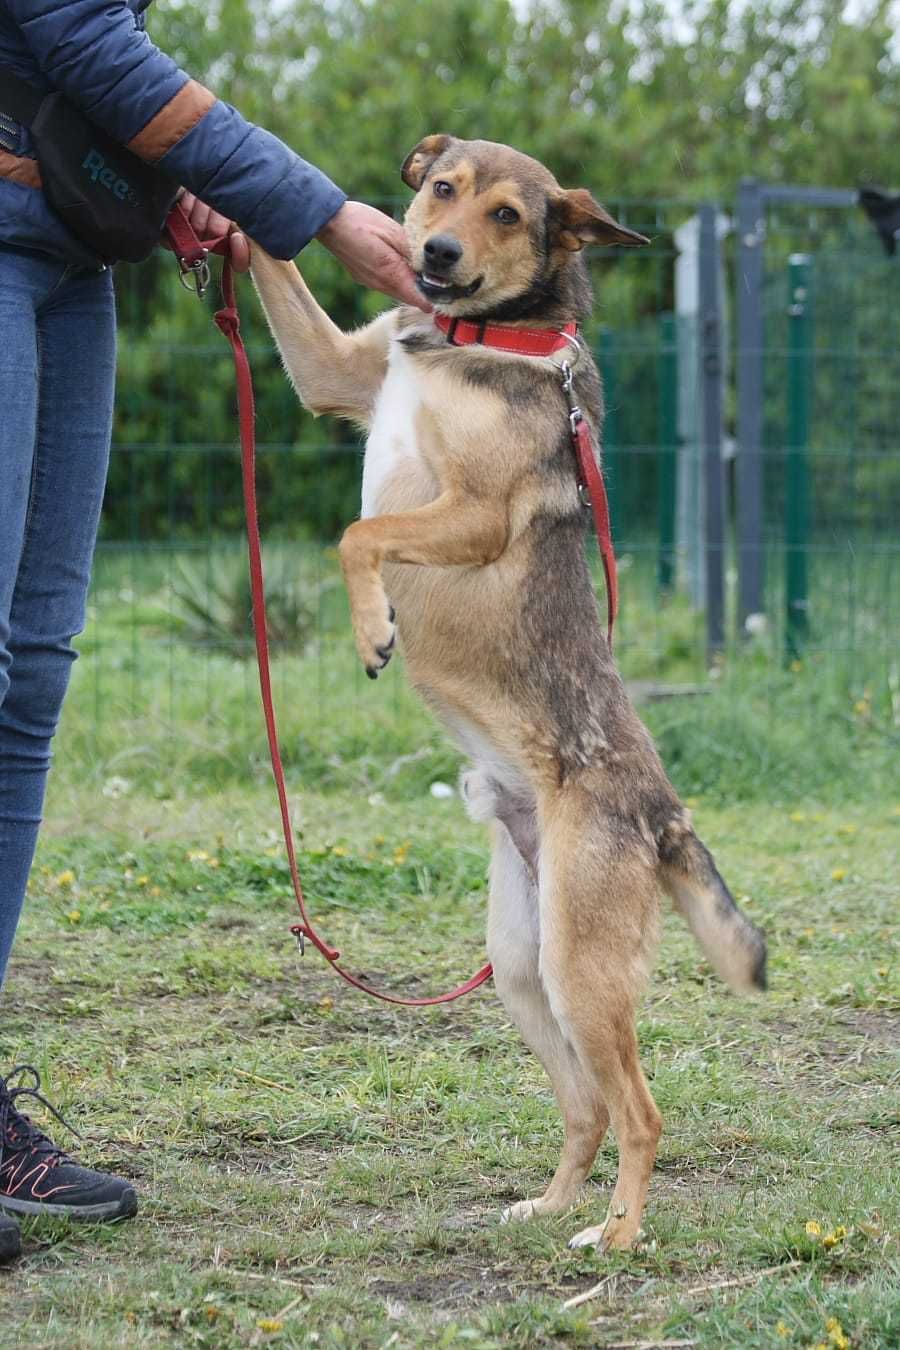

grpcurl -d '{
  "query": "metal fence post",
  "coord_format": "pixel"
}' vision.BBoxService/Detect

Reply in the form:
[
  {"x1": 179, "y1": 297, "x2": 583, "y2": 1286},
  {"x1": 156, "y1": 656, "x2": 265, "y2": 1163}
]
[
  {"x1": 786, "y1": 254, "x2": 812, "y2": 661},
  {"x1": 598, "y1": 327, "x2": 620, "y2": 538},
  {"x1": 699, "y1": 205, "x2": 726, "y2": 658},
  {"x1": 657, "y1": 311, "x2": 677, "y2": 593},
  {"x1": 736, "y1": 178, "x2": 765, "y2": 636}
]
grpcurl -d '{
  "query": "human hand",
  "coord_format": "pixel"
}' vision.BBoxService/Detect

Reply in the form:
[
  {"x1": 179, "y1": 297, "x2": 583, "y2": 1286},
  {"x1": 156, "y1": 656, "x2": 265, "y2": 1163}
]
[
  {"x1": 177, "y1": 191, "x2": 251, "y2": 272},
  {"x1": 316, "y1": 201, "x2": 430, "y2": 310}
]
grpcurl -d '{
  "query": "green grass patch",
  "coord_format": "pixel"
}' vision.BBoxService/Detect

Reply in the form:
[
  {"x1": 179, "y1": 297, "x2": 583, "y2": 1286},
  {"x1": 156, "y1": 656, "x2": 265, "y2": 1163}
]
[
  {"x1": 0, "y1": 540, "x2": 896, "y2": 1344},
  {"x1": 2, "y1": 793, "x2": 897, "y2": 1347}
]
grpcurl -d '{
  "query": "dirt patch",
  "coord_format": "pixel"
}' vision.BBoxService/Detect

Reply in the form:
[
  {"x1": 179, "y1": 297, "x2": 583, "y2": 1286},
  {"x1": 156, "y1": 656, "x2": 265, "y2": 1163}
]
[
  {"x1": 368, "y1": 1265, "x2": 580, "y2": 1310},
  {"x1": 834, "y1": 1008, "x2": 900, "y2": 1047}
]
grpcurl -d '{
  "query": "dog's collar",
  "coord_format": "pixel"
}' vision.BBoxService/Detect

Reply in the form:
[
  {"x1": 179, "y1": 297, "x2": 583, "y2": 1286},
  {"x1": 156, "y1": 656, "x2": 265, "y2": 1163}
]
[{"x1": 434, "y1": 314, "x2": 581, "y2": 358}]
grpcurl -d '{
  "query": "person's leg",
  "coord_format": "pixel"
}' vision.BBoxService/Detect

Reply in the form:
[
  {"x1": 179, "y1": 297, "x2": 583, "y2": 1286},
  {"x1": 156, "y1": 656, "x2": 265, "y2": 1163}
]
[
  {"x1": 0, "y1": 246, "x2": 50, "y2": 984},
  {"x1": 0, "y1": 252, "x2": 136, "y2": 1227},
  {"x1": 0, "y1": 254, "x2": 115, "y2": 982}
]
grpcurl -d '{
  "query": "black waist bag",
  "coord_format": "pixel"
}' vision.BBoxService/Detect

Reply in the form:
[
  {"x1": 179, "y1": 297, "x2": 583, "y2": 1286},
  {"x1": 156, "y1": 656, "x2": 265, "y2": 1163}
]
[{"x1": 1, "y1": 70, "x2": 179, "y2": 263}]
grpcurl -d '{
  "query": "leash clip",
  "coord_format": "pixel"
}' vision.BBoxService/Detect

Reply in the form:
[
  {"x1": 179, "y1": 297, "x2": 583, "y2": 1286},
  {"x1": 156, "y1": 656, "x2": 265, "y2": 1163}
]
[
  {"x1": 560, "y1": 358, "x2": 575, "y2": 394},
  {"x1": 560, "y1": 361, "x2": 583, "y2": 430},
  {"x1": 176, "y1": 251, "x2": 211, "y2": 299},
  {"x1": 290, "y1": 924, "x2": 306, "y2": 956}
]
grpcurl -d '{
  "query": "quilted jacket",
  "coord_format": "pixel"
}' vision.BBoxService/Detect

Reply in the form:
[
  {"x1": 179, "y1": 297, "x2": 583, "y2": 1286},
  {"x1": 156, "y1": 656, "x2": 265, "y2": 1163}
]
[{"x1": 0, "y1": 0, "x2": 345, "y2": 264}]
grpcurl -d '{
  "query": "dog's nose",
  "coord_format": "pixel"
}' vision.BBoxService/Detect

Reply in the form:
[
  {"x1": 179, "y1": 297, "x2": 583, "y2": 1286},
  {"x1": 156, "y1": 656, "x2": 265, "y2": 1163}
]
[{"x1": 423, "y1": 234, "x2": 462, "y2": 269}]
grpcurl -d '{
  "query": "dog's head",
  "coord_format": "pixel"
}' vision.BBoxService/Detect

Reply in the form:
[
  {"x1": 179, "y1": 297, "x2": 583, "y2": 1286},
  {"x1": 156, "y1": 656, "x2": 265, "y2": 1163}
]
[{"x1": 401, "y1": 135, "x2": 648, "y2": 321}]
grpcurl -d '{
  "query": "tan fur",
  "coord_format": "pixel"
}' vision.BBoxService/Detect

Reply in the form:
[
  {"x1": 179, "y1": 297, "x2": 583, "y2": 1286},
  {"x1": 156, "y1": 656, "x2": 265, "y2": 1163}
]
[{"x1": 250, "y1": 136, "x2": 765, "y2": 1253}]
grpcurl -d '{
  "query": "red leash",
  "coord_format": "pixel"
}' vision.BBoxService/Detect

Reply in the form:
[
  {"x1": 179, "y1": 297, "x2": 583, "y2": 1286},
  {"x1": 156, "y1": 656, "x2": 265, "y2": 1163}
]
[
  {"x1": 165, "y1": 206, "x2": 618, "y2": 1002},
  {"x1": 166, "y1": 205, "x2": 494, "y2": 1006}
]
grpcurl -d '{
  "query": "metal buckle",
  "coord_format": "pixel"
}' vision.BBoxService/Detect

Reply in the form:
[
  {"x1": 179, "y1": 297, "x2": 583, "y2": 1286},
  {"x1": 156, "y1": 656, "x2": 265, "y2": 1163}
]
[{"x1": 177, "y1": 252, "x2": 211, "y2": 299}]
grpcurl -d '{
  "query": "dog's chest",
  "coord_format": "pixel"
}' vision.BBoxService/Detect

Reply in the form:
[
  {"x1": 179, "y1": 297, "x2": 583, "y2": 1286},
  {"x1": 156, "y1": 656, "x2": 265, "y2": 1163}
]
[{"x1": 362, "y1": 343, "x2": 430, "y2": 519}]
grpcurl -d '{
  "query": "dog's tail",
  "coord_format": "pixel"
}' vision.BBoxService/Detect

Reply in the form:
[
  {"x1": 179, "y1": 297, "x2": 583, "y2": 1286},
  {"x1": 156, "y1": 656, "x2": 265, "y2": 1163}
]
[{"x1": 657, "y1": 816, "x2": 767, "y2": 992}]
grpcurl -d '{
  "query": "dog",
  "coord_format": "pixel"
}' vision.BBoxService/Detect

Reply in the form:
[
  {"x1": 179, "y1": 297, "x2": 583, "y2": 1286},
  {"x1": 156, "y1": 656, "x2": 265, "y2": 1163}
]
[{"x1": 249, "y1": 135, "x2": 766, "y2": 1252}]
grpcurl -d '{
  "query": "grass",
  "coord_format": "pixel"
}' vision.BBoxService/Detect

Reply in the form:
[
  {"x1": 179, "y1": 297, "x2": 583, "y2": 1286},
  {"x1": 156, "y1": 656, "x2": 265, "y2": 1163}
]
[{"x1": 0, "y1": 543, "x2": 897, "y2": 1347}]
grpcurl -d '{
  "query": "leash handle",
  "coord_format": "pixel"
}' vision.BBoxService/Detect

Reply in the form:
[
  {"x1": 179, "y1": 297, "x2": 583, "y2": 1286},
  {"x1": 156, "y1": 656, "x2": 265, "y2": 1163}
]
[{"x1": 169, "y1": 206, "x2": 494, "y2": 1006}]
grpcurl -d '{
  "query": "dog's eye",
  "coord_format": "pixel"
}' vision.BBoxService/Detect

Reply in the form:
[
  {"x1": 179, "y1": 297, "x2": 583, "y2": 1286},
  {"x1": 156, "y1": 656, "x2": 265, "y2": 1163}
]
[
  {"x1": 493, "y1": 206, "x2": 520, "y2": 225},
  {"x1": 433, "y1": 180, "x2": 454, "y2": 198}
]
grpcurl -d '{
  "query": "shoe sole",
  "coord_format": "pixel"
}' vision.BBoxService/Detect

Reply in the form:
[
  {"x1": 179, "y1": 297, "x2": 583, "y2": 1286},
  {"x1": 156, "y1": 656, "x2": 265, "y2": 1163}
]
[{"x1": 0, "y1": 1188, "x2": 137, "y2": 1221}]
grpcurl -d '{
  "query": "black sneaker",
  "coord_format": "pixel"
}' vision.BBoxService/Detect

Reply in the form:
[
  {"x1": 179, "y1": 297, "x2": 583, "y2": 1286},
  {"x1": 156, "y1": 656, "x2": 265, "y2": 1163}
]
[
  {"x1": 0, "y1": 1065, "x2": 138, "y2": 1221},
  {"x1": 0, "y1": 1212, "x2": 20, "y2": 1263}
]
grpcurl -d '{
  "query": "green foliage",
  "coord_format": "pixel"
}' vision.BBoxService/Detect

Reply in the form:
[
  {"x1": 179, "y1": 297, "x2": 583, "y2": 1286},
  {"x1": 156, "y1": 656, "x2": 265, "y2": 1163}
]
[
  {"x1": 162, "y1": 551, "x2": 319, "y2": 657},
  {"x1": 152, "y1": 0, "x2": 899, "y2": 202},
  {"x1": 108, "y1": 0, "x2": 899, "y2": 543}
]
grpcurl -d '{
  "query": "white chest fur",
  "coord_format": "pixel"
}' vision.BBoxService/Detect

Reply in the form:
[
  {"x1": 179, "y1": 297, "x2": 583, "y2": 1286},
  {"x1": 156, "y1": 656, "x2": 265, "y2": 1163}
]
[{"x1": 361, "y1": 341, "x2": 424, "y2": 519}]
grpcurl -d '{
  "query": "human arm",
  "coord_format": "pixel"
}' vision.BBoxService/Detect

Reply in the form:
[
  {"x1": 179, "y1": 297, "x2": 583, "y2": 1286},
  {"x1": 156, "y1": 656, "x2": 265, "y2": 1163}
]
[{"x1": 8, "y1": 0, "x2": 343, "y2": 258}]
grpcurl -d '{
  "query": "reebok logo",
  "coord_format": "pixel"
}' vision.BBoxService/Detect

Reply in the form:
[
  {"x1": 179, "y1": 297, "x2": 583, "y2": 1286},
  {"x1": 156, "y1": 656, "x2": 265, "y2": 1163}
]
[{"x1": 82, "y1": 149, "x2": 140, "y2": 206}]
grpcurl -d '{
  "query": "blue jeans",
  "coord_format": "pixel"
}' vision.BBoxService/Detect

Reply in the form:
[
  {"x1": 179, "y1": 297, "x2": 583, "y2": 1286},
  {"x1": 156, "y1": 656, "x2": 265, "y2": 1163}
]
[{"x1": 0, "y1": 247, "x2": 115, "y2": 986}]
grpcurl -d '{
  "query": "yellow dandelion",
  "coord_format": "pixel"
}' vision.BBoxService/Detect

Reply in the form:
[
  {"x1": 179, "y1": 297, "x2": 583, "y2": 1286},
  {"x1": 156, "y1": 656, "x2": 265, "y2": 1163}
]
[
  {"x1": 208, "y1": 857, "x2": 220, "y2": 868},
  {"x1": 789, "y1": 811, "x2": 806, "y2": 823},
  {"x1": 775, "y1": 1322, "x2": 793, "y2": 1339},
  {"x1": 318, "y1": 996, "x2": 334, "y2": 1012},
  {"x1": 256, "y1": 1318, "x2": 283, "y2": 1333},
  {"x1": 853, "y1": 699, "x2": 869, "y2": 715},
  {"x1": 805, "y1": 1220, "x2": 822, "y2": 1236},
  {"x1": 825, "y1": 1317, "x2": 850, "y2": 1348},
  {"x1": 823, "y1": 1225, "x2": 848, "y2": 1250},
  {"x1": 876, "y1": 966, "x2": 888, "y2": 977},
  {"x1": 55, "y1": 869, "x2": 75, "y2": 888},
  {"x1": 136, "y1": 875, "x2": 149, "y2": 887},
  {"x1": 790, "y1": 658, "x2": 803, "y2": 672},
  {"x1": 837, "y1": 824, "x2": 857, "y2": 835},
  {"x1": 831, "y1": 868, "x2": 846, "y2": 882},
  {"x1": 150, "y1": 886, "x2": 162, "y2": 898},
  {"x1": 66, "y1": 909, "x2": 82, "y2": 924},
  {"x1": 331, "y1": 845, "x2": 348, "y2": 857},
  {"x1": 187, "y1": 849, "x2": 209, "y2": 863},
  {"x1": 373, "y1": 834, "x2": 385, "y2": 846}
]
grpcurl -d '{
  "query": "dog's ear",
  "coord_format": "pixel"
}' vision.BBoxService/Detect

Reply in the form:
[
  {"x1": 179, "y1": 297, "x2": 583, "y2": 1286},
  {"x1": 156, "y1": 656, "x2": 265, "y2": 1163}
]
[
  {"x1": 551, "y1": 189, "x2": 650, "y2": 250},
  {"x1": 401, "y1": 134, "x2": 453, "y2": 190}
]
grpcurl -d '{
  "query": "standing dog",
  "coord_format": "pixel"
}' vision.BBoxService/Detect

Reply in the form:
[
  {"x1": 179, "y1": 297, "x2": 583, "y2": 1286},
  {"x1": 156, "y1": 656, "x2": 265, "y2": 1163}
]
[{"x1": 250, "y1": 136, "x2": 766, "y2": 1251}]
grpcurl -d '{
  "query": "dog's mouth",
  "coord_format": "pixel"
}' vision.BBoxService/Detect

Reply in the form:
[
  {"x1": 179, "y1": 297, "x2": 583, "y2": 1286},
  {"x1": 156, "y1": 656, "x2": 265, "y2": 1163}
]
[{"x1": 415, "y1": 272, "x2": 483, "y2": 303}]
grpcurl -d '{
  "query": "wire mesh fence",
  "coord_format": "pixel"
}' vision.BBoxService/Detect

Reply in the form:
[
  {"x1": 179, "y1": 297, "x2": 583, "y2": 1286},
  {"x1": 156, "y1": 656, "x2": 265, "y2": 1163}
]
[{"x1": 71, "y1": 190, "x2": 898, "y2": 784}]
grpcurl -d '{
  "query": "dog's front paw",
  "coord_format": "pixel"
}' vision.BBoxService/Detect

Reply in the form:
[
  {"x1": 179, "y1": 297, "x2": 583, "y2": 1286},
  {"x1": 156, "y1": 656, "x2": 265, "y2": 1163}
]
[{"x1": 354, "y1": 599, "x2": 397, "y2": 680}]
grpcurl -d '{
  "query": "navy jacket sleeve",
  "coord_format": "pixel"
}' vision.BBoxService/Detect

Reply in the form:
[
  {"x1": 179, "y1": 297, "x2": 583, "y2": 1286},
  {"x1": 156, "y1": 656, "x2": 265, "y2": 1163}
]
[{"x1": 6, "y1": 0, "x2": 345, "y2": 257}]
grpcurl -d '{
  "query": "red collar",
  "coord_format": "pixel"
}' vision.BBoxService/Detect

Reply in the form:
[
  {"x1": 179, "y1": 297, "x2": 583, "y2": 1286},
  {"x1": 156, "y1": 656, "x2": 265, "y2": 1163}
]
[{"x1": 434, "y1": 313, "x2": 579, "y2": 357}]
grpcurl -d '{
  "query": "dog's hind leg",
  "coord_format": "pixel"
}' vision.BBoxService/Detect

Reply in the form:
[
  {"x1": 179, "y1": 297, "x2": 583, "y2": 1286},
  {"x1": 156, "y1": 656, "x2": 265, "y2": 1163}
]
[
  {"x1": 478, "y1": 789, "x2": 610, "y2": 1222},
  {"x1": 537, "y1": 794, "x2": 662, "y2": 1252}
]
